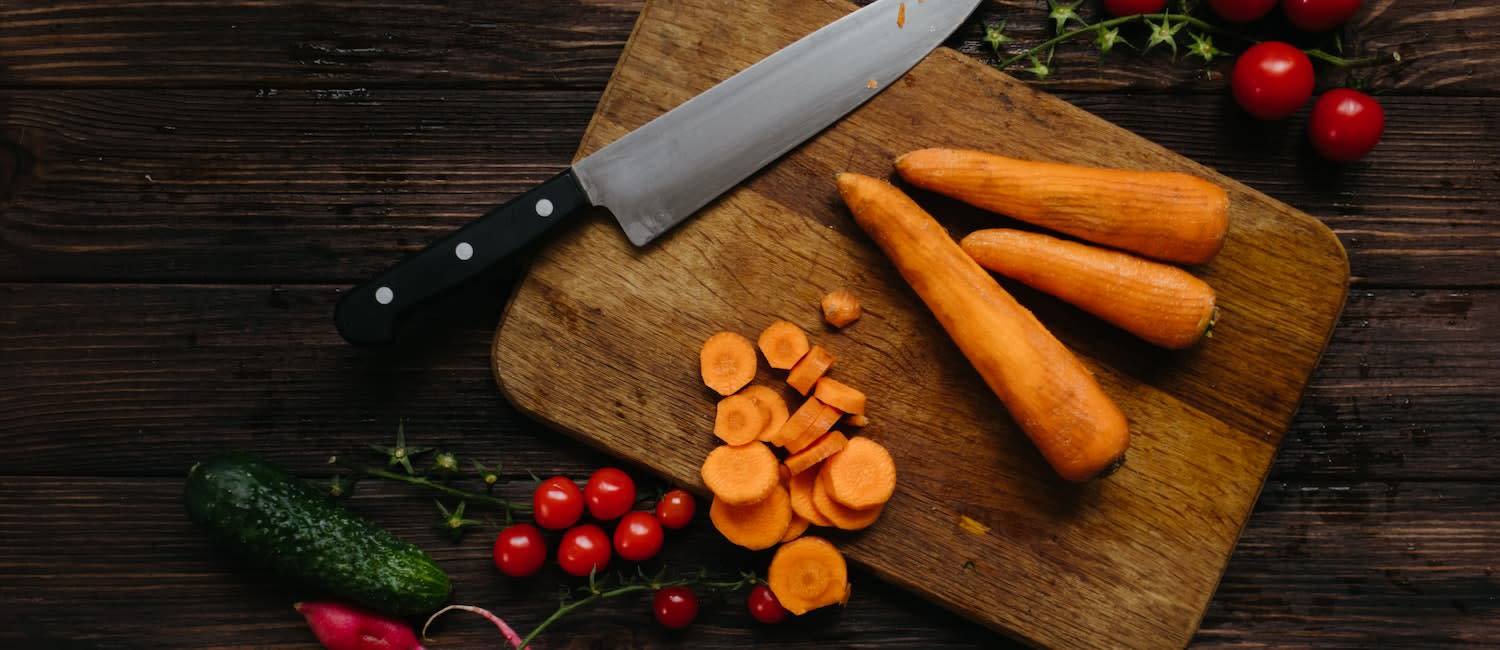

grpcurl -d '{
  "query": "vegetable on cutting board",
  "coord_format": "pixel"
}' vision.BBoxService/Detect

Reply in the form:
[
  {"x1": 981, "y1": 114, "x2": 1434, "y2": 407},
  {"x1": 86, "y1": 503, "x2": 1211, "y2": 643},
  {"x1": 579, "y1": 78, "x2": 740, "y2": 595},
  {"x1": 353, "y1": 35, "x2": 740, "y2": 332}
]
[
  {"x1": 836, "y1": 172, "x2": 1130, "y2": 482},
  {"x1": 895, "y1": 148, "x2": 1230, "y2": 265},
  {"x1": 758, "y1": 320, "x2": 812, "y2": 370},
  {"x1": 700, "y1": 330, "x2": 758, "y2": 396},
  {"x1": 184, "y1": 452, "x2": 452, "y2": 616},
  {"x1": 820, "y1": 290, "x2": 862, "y2": 328},
  {"x1": 960, "y1": 228, "x2": 1219, "y2": 350}
]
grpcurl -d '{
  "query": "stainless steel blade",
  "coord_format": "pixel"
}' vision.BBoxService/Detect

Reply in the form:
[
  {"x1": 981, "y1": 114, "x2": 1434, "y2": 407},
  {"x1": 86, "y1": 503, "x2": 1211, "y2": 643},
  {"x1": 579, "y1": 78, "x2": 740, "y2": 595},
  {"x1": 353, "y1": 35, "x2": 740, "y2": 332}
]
[{"x1": 572, "y1": 0, "x2": 981, "y2": 246}]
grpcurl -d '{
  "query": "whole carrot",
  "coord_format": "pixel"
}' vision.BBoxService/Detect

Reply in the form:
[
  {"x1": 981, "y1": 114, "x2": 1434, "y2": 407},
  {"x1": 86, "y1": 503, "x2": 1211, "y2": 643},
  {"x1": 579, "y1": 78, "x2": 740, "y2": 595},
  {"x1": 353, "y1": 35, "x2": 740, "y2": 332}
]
[
  {"x1": 895, "y1": 148, "x2": 1230, "y2": 265},
  {"x1": 961, "y1": 228, "x2": 1219, "y2": 350},
  {"x1": 836, "y1": 172, "x2": 1129, "y2": 482}
]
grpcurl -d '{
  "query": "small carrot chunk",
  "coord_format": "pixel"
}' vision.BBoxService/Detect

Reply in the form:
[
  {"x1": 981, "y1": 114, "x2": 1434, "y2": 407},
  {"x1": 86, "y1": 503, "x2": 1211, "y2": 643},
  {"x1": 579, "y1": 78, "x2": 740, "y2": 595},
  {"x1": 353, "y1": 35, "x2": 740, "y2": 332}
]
[
  {"x1": 784, "y1": 430, "x2": 849, "y2": 476},
  {"x1": 785, "y1": 345, "x2": 835, "y2": 395},
  {"x1": 768, "y1": 396, "x2": 824, "y2": 448},
  {"x1": 757, "y1": 320, "x2": 811, "y2": 370},
  {"x1": 767, "y1": 536, "x2": 849, "y2": 615},
  {"x1": 699, "y1": 442, "x2": 779, "y2": 506},
  {"x1": 709, "y1": 483, "x2": 793, "y2": 551},
  {"x1": 738, "y1": 384, "x2": 790, "y2": 442},
  {"x1": 714, "y1": 392, "x2": 767, "y2": 446},
  {"x1": 821, "y1": 436, "x2": 897, "y2": 510},
  {"x1": 788, "y1": 465, "x2": 833, "y2": 528},
  {"x1": 843, "y1": 413, "x2": 869, "y2": 428},
  {"x1": 820, "y1": 290, "x2": 862, "y2": 328},
  {"x1": 812, "y1": 463, "x2": 885, "y2": 531},
  {"x1": 780, "y1": 513, "x2": 811, "y2": 543},
  {"x1": 700, "y1": 331, "x2": 758, "y2": 396},
  {"x1": 812, "y1": 376, "x2": 866, "y2": 416},
  {"x1": 782, "y1": 402, "x2": 842, "y2": 454}
]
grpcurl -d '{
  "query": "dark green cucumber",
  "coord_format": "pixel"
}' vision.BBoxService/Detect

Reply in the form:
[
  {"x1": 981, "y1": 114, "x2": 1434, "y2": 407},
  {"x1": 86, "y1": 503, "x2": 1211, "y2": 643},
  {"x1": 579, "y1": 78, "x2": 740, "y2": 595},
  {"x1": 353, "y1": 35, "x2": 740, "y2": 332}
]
[{"x1": 184, "y1": 451, "x2": 451, "y2": 616}]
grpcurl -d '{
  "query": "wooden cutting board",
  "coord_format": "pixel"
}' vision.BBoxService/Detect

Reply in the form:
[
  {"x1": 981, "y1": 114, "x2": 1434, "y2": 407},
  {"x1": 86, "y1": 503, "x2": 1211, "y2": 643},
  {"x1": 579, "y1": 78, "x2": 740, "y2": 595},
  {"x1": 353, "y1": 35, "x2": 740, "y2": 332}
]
[{"x1": 493, "y1": 1, "x2": 1348, "y2": 647}]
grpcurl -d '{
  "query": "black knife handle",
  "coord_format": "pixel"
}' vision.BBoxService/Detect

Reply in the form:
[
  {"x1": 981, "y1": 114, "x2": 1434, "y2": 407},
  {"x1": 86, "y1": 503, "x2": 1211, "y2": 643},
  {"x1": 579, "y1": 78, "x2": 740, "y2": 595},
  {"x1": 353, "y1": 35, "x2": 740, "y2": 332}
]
[{"x1": 335, "y1": 169, "x2": 590, "y2": 346}]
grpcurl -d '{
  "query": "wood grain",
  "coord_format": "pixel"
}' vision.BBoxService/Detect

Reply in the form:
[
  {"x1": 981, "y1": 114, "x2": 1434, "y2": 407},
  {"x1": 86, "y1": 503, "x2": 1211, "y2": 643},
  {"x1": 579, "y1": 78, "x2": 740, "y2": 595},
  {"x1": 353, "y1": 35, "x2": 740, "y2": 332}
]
[{"x1": 492, "y1": 1, "x2": 1351, "y2": 647}]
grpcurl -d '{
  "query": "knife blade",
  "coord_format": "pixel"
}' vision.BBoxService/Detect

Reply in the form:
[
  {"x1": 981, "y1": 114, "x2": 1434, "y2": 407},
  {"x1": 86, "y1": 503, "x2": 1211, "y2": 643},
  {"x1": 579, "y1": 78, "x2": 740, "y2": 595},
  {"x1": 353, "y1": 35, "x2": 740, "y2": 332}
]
[{"x1": 335, "y1": 0, "x2": 981, "y2": 345}]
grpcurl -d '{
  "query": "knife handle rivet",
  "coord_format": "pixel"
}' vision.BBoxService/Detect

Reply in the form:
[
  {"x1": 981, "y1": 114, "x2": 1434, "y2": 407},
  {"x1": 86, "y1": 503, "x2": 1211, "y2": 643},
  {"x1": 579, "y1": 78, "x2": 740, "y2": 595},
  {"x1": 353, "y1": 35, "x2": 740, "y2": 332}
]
[
  {"x1": 375, "y1": 286, "x2": 394, "y2": 305},
  {"x1": 455, "y1": 242, "x2": 474, "y2": 261},
  {"x1": 535, "y1": 198, "x2": 554, "y2": 218}
]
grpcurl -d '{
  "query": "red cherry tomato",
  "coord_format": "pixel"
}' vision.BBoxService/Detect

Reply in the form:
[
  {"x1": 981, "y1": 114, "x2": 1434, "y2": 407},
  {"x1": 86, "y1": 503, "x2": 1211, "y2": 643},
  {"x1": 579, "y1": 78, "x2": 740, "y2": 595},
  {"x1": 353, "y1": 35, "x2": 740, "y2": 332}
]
[
  {"x1": 1102, "y1": 0, "x2": 1165, "y2": 17},
  {"x1": 652, "y1": 586, "x2": 699, "y2": 629},
  {"x1": 532, "y1": 475, "x2": 584, "y2": 530},
  {"x1": 1307, "y1": 88, "x2": 1385, "y2": 162},
  {"x1": 556, "y1": 523, "x2": 611, "y2": 577},
  {"x1": 653, "y1": 489, "x2": 697, "y2": 530},
  {"x1": 1282, "y1": 0, "x2": 1362, "y2": 32},
  {"x1": 612, "y1": 511, "x2": 665, "y2": 562},
  {"x1": 746, "y1": 584, "x2": 789, "y2": 624},
  {"x1": 583, "y1": 467, "x2": 636, "y2": 521},
  {"x1": 1230, "y1": 41, "x2": 1315, "y2": 120},
  {"x1": 1205, "y1": 0, "x2": 1277, "y2": 23},
  {"x1": 492, "y1": 523, "x2": 547, "y2": 578}
]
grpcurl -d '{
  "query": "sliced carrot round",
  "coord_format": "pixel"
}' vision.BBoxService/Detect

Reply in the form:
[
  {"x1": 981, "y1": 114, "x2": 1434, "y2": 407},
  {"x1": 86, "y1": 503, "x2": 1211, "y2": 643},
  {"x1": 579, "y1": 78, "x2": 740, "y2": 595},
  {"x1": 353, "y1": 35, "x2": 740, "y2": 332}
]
[
  {"x1": 714, "y1": 392, "x2": 767, "y2": 446},
  {"x1": 812, "y1": 463, "x2": 884, "y2": 531},
  {"x1": 766, "y1": 536, "x2": 849, "y2": 616},
  {"x1": 788, "y1": 464, "x2": 833, "y2": 528},
  {"x1": 709, "y1": 483, "x2": 792, "y2": 551},
  {"x1": 699, "y1": 442, "x2": 779, "y2": 506},
  {"x1": 757, "y1": 320, "x2": 811, "y2": 370},
  {"x1": 822, "y1": 436, "x2": 897, "y2": 510},
  {"x1": 700, "y1": 331, "x2": 758, "y2": 396},
  {"x1": 738, "y1": 384, "x2": 790, "y2": 442},
  {"x1": 812, "y1": 376, "x2": 867, "y2": 415}
]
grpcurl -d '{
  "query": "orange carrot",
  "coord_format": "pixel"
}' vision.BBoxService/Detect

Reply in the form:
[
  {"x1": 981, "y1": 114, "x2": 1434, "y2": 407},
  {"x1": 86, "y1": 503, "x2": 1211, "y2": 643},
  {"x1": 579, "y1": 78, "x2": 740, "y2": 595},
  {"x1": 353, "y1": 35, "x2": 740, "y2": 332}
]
[
  {"x1": 811, "y1": 465, "x2": 884, "y2": 531},
  {"x1": 709, "y1": 482, "x2": 793, "y2": 551},
  {"x1": 837, "y1": 172, "x2": 1130, "y2": 482},
  {"x1": 783, "y1": 430, "x2": 849, "y2": 476},
  {"x1": 820, "y1": 436, "x2": 896, "y2": 510},
  {"x1": 785, "y1": 345, "x2": 835, "y2": 395},
  {"x1": 738, "y1": 385, "x2": 790, "y2": 442},
  {"x1": 895, "y1": 148, "x2": 1230, "y2": 265},
  {"x1": 699, "y1": 442, "x2": 780, "y2": 506},
  {"x1": 820, "y1": 290, "x2": 862, "y2": 329},
  {"x1": 780, "y1": 513, "x2": 811, "y2": 543},
  {"x1": 758, "y1": 320, "x2": 811, "y2": 370},
  {"x1": 782, "y1": 400, "x2": 842, "y2": 455},
  {"x1": 812, "y1": 376, "x2": 866, "y2": 416},
  {"x1": 714, "y1": 392, "x2": 767, "y2": 446},
  {"x1": 843, "y1": 413, "x2": 869, "y2": 428},
  {"x1": 766, "y1": 536, "x2": 849, "y2": 615},
  {"x1": 700, "y1": 331, "x2": 758, "y2": 396},
  {"x1": 788, "y1": 465, "x2": 834, "y2": 528},
  {"x1": 768, "y1": 396, "x2": 830, "y2": 448},
  {"x1": 960, "y1": 228, "x2": 1219, "y2": 349}
]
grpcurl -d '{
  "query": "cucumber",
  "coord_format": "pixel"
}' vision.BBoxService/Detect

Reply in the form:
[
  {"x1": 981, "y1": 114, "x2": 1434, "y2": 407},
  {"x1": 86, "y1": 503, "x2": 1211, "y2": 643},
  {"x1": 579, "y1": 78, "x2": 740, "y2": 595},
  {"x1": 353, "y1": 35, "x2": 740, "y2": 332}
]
[{"x1": 184, "y1": 451, "x2": 451, "y2": 616}]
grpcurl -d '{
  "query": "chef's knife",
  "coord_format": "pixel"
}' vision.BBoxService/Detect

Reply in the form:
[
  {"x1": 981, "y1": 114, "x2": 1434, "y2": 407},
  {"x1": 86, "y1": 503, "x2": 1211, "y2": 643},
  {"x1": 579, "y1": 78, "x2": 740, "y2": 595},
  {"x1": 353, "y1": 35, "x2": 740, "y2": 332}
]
[{"x1": 335, "y1": 0, "x2": 981, "y2": 345}]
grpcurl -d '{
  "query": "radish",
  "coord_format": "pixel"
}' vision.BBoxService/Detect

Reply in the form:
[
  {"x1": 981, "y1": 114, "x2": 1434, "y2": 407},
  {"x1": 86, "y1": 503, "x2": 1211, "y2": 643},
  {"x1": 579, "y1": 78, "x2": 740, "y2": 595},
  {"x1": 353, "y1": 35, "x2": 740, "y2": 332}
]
[
  {"x1": 423, "y1": 604, "x2": 529, "y2": 649},
  {"x1": 295, "y1": 600, "x2": 426, "y2": 650}
]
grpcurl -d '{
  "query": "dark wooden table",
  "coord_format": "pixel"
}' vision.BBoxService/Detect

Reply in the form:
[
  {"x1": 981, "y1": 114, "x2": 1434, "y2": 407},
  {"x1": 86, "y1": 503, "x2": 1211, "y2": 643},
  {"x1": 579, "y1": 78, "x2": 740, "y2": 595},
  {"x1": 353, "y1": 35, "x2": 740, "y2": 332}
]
[{"x1": 3, "y1": 1, "x2": 1496, "y2": 648}]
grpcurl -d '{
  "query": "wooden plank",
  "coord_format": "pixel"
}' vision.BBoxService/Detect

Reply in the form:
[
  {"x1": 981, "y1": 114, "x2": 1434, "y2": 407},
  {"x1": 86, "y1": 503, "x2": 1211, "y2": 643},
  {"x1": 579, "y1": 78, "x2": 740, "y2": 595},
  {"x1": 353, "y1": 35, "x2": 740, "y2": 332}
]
[
  {"x1": 4, "y1": 92, "x2": 1494, "y2": 286},
  {"x1": 0, "y1": 0, "x2": 642, "y2": 88},
  {"x1": 490, "y1": 1, "x2": 1349, "y2": 647},
  {"x1": 2, "y1": 0, "x2": 1493, "y2": 94},
  {"x1": 4, "y1": 283, "x2": 1495, "y2": 480}
]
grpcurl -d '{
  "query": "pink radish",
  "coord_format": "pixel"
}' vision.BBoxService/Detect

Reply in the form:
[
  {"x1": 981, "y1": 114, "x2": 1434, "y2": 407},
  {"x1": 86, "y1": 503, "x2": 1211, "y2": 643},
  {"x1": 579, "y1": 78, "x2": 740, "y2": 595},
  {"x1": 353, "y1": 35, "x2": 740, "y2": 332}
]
[
  {"x1": 295, "y1": 600, "x2": 426, "y2": 650},
  {"x1": 423, "y1": 604, "x2": 529, "y2": 649}
]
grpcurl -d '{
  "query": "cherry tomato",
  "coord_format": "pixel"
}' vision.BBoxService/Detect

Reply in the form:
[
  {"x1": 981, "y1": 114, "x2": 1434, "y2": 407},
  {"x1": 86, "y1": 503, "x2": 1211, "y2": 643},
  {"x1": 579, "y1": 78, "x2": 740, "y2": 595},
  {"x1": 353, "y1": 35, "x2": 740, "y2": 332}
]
[
  {"x1": 1282, "y1": 0, "x2": 1362, "y2": 32},
  {"x1": 1102, "y1": 0, "x2": 1164, "y2": 17},
  {"x1": 652, "y1": 586, "x2": 699, "y2": 629},
  {"x1": 653, "y1": 489, "x2": 696, "y2": 530},
  {"x1": 1205, "y1": 0, "x2": 1276, "y2": 23},
  {"x1": 1230, "y1": 41, "x2": 1315, "y2": 120},
  {"x1": 583, "y1": 467, "x2": 636, "y2": 521},
  {"x1": 492, "y1": 523, "x2": 547, "y2": 578},
  {"x1": 1307, "y1": 88, "x2": 1385, "y2": 162},
  {"x1": 532, "y1": 475, "x2": 585, "y2": 530},
  {"x1": 556, "y1": 523, "x2": 611, "y2": 577},
  {"x1": 612, "y1": 511, "x2": 665, "y2": 562},
  {"x1": 746, "y1": 584, "x2": 789, "y2": 624}
]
